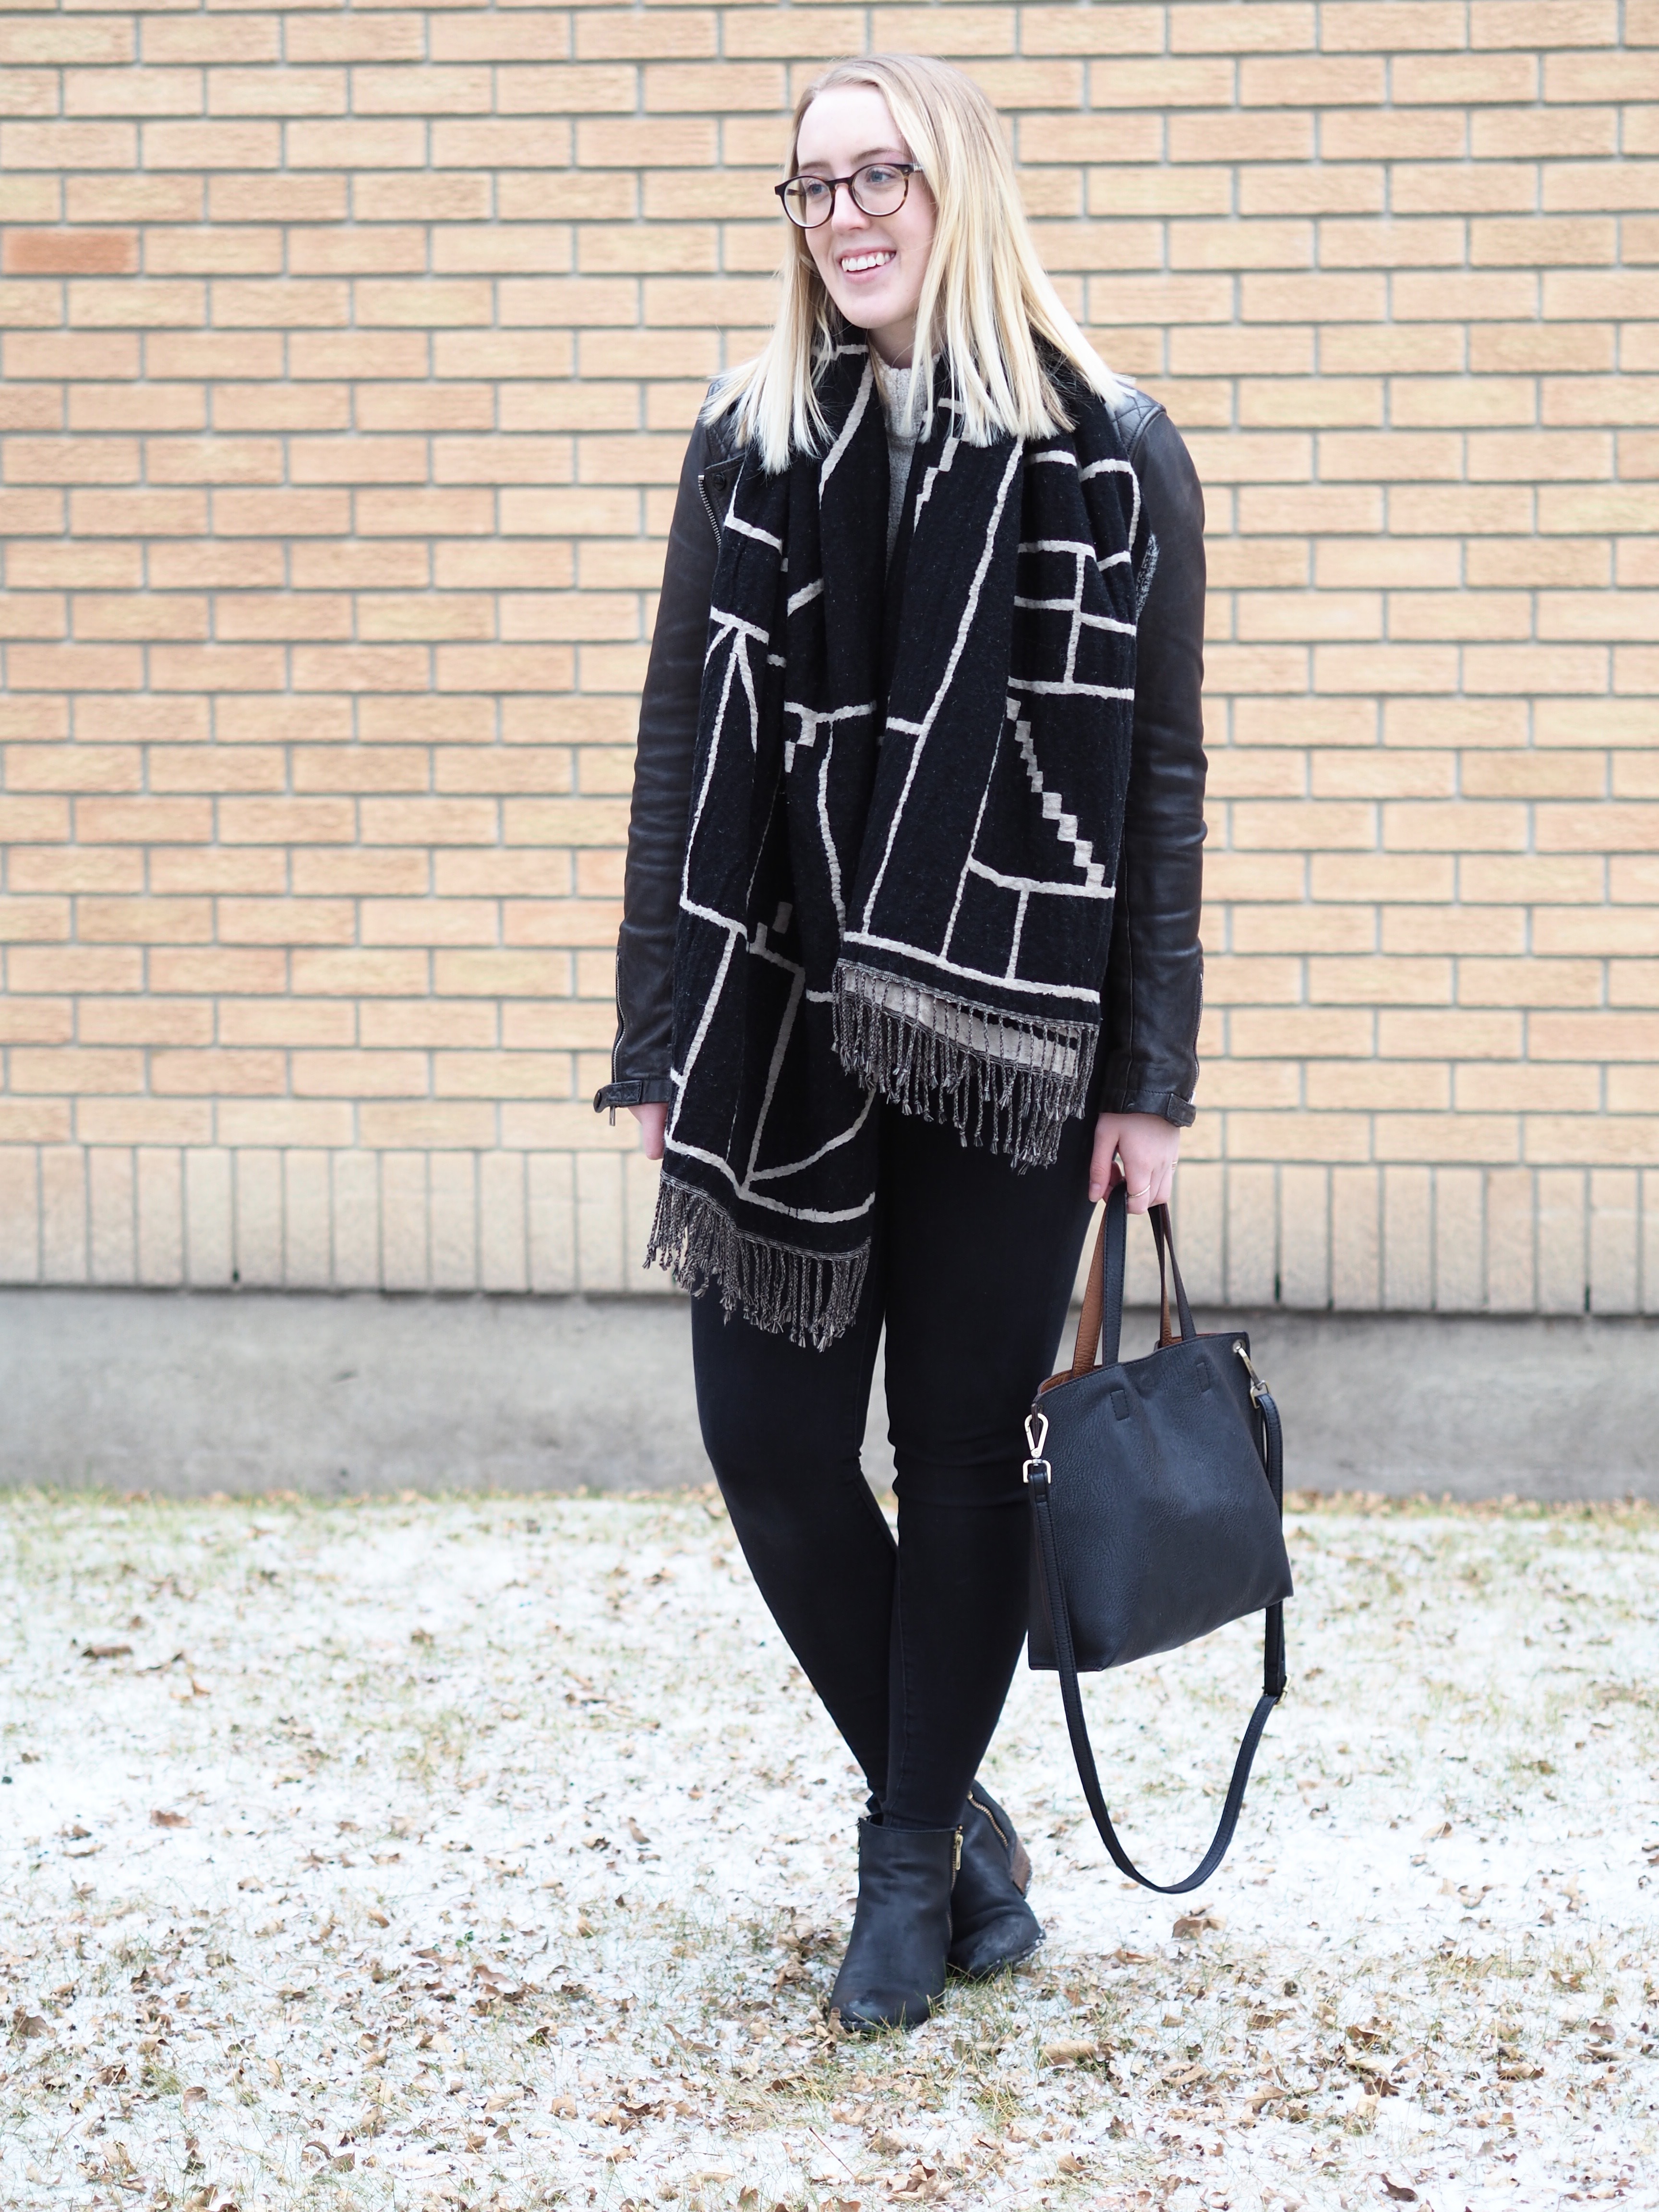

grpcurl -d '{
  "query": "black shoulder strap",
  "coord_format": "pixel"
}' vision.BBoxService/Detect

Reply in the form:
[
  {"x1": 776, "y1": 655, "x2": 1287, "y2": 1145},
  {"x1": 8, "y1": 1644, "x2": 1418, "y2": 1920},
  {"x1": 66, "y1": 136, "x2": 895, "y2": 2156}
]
[{"x1": 1026, "y1": 1382, "x2": 1287, "y2": 1896}]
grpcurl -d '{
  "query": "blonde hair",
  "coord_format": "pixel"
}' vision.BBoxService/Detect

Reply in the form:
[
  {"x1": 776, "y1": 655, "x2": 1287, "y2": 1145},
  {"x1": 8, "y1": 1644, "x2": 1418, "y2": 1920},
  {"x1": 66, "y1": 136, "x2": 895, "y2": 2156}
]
[{"x1": 712, "y1": 53, "x2": 1125, "y2": 472}]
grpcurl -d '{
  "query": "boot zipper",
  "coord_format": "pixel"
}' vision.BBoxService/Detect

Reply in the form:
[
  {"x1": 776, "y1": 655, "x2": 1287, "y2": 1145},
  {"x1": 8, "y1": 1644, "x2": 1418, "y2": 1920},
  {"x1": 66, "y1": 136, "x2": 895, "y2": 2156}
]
[
  {"x1": 967, "y1": 1790, "x2": 1010, "y2": 1851},
  {"x1": 952, "y1": 1827, "x2": 963, "y2": 1876}
]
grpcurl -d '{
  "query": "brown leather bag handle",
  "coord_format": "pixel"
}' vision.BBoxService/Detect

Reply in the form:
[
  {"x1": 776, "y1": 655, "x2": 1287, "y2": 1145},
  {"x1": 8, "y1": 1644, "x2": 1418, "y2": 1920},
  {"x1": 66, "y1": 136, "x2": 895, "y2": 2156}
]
[{"x1": 1068, "y1": 1185, "x2": 1191, "y2": 1380}]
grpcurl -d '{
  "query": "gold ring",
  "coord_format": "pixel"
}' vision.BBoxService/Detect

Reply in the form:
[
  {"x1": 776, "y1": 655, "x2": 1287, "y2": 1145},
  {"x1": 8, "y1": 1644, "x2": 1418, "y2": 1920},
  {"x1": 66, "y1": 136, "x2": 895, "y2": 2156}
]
[{"x1": 1126, "y1": 1182, "x2": 1153, "y2": 1201}]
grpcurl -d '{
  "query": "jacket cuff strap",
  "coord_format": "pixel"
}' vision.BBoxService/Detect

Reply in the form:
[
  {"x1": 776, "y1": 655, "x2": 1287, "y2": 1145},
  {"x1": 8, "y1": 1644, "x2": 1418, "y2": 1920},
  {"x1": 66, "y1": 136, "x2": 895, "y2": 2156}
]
[
  {"x1": 593, "y1": 1076, "x2": 673, "y2": 1114},
  {"x1": 1101, "y1": 1082, "x2": 1198, "y2": 1129}
]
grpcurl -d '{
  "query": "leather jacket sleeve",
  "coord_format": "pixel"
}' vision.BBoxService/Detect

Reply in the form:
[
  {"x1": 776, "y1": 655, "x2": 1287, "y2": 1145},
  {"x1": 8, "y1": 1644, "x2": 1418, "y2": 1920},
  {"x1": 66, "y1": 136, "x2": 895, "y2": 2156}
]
[
  {"x1": 596, "y1": 389, "x2": 1206, "y2": 1131},
  {"x1": 1096, "y1": 398, "x2": 1206, "y2": 1128},
  {"x1": 595, "y1": 409, "x2": 734, "y2": 1111}
]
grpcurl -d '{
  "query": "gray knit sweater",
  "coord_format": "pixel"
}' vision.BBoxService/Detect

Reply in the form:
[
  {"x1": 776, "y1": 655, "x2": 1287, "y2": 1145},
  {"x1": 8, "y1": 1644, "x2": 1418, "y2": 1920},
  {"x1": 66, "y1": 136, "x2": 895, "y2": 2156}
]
[{"x1": 872, "y1": 355, "x2": 920, "y2": 567}]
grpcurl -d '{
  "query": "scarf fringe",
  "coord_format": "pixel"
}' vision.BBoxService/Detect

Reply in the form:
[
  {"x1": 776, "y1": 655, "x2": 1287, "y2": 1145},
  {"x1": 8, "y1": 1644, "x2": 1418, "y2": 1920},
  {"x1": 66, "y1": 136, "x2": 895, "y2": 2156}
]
[
  {"x1": 646, "y1": 1173, "x2": 870, "y2": 1353},
  {"x1": 833, "y1": 962, "x2": 1098, "y2": 1171}
]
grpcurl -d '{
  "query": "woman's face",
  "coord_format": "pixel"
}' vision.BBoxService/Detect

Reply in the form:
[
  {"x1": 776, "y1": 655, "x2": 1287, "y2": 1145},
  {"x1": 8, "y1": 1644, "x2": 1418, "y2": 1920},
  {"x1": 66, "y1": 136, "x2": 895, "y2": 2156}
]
[{"x1": 793, "y1": 84, "x2": 937, "y2": 367}]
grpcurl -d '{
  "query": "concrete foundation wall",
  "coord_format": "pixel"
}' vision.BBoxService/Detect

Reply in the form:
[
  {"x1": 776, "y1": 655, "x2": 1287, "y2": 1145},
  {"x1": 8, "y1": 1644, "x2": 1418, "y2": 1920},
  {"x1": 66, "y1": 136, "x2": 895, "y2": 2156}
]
[{"x1": 1, "y1": 1288, "x2": 1653, "y2": 1503}]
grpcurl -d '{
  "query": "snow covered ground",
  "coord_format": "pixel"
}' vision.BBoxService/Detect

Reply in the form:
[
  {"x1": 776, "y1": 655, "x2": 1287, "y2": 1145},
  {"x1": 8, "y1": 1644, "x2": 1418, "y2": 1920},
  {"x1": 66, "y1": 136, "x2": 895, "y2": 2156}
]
[{"x1": 1, "y1": 1485, "x2": 1656, "y2": 2212}]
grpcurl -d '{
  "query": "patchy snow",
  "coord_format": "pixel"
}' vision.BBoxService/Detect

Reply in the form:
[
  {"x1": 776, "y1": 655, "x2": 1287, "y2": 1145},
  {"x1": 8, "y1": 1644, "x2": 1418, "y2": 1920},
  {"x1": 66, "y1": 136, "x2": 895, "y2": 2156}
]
[{"x1": 1, "y1": 1487, "x2": 1657, "y2": 2212}]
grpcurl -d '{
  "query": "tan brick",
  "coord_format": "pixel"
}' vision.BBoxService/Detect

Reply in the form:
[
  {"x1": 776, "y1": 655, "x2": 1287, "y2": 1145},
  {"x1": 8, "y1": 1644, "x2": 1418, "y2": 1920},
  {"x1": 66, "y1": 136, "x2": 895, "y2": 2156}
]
[
  {"x1": 1377, "y1": 1011, "x2": 1523, "y2": 1058},
  {"x1": 359, "y1": 1104, "x2": 497, "y2": 1150},
  {"x1": 220, "y1": 1159, "x2": 284, "y2": 1286},
  {"x1": 294, "y1": 854, "x2": 429, "y2": 899},
  {"x1": 219, "y1": 1104, "x2": 354, "y2": 1148},
  {"x1": 360, "y1": 898, "x2": 497, "y2": 947},
  {"x1": 1373, "y1": 1116, "x2": 1520, "y2": 1165},
  {"x1": 1457, "y1": 860, "x2": 1603, "y2": 913},
  {"x1": 575, "y1": 117, "x2": 717, "y2": 170},
  {"x1": 290, "y1": 119, "x2": 425, "y2": 170},
  {"x1": 150, "y1": 853, "x2": 286, "y2": 897},
  {"x1": 1388, "y1": 485, "x2": 1535, "y2": 535},
  {"x1": 1462, "y1": 960, "x2": 1607, "y2": 1007},
  {"x1": 1090, "y1": 56, "x2": 1238, "y2": 107},
  {"x1": 1308, "y1": 1064, "x2": 1452, "y2": 1111},
  {"x1": 1535, "y1": 909, "x2": 1659, "y2": 956},
  {"x1": 81, "y1": 1104, "x2": 210, "y2": 1148},
  {"x1": 1383, "y1": 907, "x2": 1529, "y2": 955},
  {"x1": 209, "y1": 177, "x2": 349, "y2": 226},
  {"x1": 141, "y1": 950, "x2": 282, "y2": 997},
  {"x1": 1322, "y1": 111, "x2": 1470, "y2": 162},
  {"x1": 1393, "y1": 162, "x2": 1539, "y2": 217},
  {"x1": 1019, "y1": 113, "x2": 1166, "y2": 164},
  {"x1": 0, "y1": 122, "x2": 139, "y2": 171},
  {"x1": 282, "y1": 14, "x2": 425, "y2": 62},
  {"x1": 1233, "y1": 904, "x2": 1373, "y2": 953},
  {"x1": 12, "y1": 1048, "x2": 143, "y2": 1096},
  {"x1": 361, "y1": 1001, "x2": 497, "y2": 1049},
  {"x1": 0, "y1": 897, "x2": 69, "y2": 944},
  {"x1": 219, "y1": 900, "x2": 356, "y2": 945}
]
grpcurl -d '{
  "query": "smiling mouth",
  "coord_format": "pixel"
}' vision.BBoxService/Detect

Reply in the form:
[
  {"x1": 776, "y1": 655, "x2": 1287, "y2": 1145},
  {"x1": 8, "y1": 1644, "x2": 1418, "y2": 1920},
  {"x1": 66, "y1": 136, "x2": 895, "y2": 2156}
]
[{"x1": 840, "y1": 249, "x2": 895, "y2": 275}]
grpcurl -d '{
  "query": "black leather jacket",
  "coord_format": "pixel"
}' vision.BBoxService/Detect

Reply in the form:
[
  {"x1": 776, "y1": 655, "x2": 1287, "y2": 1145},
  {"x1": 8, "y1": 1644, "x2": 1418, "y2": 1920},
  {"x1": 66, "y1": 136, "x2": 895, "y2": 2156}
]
[{"x1": 596, "y1": 382, "x2": 1207, "y2": 1128}]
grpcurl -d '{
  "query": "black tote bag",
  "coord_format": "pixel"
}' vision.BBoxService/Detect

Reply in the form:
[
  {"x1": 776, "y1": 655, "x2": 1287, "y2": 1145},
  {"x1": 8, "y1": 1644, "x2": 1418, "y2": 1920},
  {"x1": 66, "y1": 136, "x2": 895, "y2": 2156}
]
[{"x1": 1025, "y1": 1184, "x2": 1292, "y2": 1893}]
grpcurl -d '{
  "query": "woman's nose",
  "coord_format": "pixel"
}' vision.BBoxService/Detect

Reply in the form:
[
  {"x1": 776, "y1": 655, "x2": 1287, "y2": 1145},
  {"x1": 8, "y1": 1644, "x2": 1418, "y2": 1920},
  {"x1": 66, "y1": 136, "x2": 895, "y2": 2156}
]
[{"x1": 829, "y1": 182, "x2": 872, "y2": 232}]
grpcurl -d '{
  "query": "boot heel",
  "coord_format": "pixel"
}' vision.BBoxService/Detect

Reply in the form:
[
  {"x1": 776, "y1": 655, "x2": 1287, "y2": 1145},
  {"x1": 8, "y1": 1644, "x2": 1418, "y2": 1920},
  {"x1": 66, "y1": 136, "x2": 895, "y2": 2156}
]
[{"x1": 950, "y1": 1783, "x2": 1043, "y2": 1979}]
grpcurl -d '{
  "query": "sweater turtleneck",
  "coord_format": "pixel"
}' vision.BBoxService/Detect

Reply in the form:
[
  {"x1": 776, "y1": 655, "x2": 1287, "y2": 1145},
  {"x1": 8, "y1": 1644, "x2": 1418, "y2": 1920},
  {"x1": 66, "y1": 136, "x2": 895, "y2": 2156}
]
[{"x1": 871, "y1": 354, "x2": 920, "y2": 567}]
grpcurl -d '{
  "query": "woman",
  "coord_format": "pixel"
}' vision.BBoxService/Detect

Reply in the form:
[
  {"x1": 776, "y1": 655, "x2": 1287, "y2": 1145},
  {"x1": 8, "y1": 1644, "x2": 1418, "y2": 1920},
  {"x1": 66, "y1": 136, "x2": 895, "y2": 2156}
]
[{"x1": 596, "y1": 54, "x2": 1205, "y2": 2030}]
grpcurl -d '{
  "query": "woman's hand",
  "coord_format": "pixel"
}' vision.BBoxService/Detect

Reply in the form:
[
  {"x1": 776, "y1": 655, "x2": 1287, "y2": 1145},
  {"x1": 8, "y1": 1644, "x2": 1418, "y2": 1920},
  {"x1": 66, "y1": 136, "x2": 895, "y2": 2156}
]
[
  {"x1": 630, "y1": 1102, "x2": 668, "y2": 1161},
  {"x1": 1089, "y1": 1111, "x2": 1180, "y2": 1212}
]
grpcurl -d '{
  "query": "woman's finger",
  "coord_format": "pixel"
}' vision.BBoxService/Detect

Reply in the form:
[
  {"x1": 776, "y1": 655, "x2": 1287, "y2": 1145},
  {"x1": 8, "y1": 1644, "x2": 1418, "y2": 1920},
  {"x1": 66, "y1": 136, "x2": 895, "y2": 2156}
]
[{"x1": 1088, "y1": 1120, "x2": 1122, "y2": 1202}]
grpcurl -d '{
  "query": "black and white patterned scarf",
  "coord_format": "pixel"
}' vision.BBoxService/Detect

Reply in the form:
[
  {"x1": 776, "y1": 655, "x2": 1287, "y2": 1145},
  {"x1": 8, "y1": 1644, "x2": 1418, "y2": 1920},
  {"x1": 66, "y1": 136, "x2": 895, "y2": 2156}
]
[{"x1": 647, "y1": 342, "x2": 1152, "y2": 1348}]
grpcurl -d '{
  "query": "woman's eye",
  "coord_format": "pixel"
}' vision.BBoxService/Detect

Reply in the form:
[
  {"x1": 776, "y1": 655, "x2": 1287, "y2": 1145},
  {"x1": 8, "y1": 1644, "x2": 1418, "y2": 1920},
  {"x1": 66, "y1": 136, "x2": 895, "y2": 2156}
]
[
  {"x1": 861, "y1": 166, "x2": 898, "y2": 187},
  {"x1": 799, "y1": 179, "x2": 831, "y2": 202}
]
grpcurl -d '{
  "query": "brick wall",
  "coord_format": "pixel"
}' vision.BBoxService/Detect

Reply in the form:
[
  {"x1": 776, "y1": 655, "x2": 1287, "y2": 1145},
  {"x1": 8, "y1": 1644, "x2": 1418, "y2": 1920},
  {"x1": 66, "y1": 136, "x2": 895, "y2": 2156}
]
[{"x1": 0, "y1": 0, "x2": 1655, "y2": 1313}]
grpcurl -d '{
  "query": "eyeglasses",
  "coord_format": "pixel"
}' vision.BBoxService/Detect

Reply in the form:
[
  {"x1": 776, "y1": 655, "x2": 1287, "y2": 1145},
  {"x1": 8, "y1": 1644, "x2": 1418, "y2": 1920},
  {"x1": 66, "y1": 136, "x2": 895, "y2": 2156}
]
[{"x1": 775, "y1": 162, "x2": 924, "y2": 230}]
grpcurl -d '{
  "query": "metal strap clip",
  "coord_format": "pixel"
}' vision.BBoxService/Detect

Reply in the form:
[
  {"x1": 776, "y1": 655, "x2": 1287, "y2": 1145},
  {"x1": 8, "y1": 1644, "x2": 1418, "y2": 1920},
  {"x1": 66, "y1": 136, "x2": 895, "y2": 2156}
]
[
  {"x1": 1022, "y1": 1410, "x2": 1051, "y2": 1486},
  {"x1": 1233, "y1": 1341, "x2": 1270, "y2": 1403}
]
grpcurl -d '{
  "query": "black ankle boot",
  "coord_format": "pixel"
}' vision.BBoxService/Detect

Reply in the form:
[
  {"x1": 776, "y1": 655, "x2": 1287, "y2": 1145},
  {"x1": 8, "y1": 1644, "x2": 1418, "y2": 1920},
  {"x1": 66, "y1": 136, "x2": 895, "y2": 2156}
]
[
  {"x1": 829, "y1": 1818, "x2": 958, "y2": 2032},
  {"x1": 948, "y1": 1783, "x2": 1043, "y2": 1979}
]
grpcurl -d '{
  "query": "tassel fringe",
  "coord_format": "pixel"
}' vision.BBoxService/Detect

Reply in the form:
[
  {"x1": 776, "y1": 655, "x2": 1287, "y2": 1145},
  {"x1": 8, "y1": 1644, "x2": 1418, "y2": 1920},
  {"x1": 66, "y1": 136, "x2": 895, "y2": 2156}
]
[
  {"x1": 833, "y1": 962, "x2": 1097, "y2": 1170},
  {"x1": 646, "y1": 1173, "x2": 870, "y2": 1353}
]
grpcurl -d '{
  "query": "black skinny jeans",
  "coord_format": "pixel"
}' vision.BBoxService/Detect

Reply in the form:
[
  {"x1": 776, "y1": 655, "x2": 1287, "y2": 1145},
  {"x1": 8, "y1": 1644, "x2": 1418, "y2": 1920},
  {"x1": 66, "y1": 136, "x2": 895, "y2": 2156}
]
[{"x1": 691, "y1": 1104, "x2": 1096, "y2": 1831}]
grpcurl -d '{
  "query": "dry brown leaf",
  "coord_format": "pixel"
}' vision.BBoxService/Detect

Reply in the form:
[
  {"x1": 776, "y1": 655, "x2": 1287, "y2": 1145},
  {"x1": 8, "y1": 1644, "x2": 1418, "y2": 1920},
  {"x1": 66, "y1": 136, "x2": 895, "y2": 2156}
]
[
  {"x1": 1380, "y1": 2180, "x2": 1418, "y2": 2203},
  {"x1": 83, "y1": 1643, "x2": 132, "y2": 1661},
  {"x1": 627, "y1": 1816, "x2": 650, "y2": 1844},
  {"x1": 1172, "y1": 1909, "x2": 1225, "y2": 1939},
  {"x1": 1042, "y1": 2038, "x2": 1107, "y2": 2067},
  {"x1": 1422, "y1": 1820, "x2": 1453, "y2": 1840},
  {"x1": 150, "y1": 1808, "x2": 190, "y2": 1829}
]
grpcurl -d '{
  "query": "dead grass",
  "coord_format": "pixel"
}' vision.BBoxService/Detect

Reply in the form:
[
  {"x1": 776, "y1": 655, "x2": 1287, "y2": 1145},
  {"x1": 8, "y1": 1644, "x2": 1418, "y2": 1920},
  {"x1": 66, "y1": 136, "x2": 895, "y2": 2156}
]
[{"x1": 1, "y1": 1488, "x2": 1657, "y2": 2212}]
